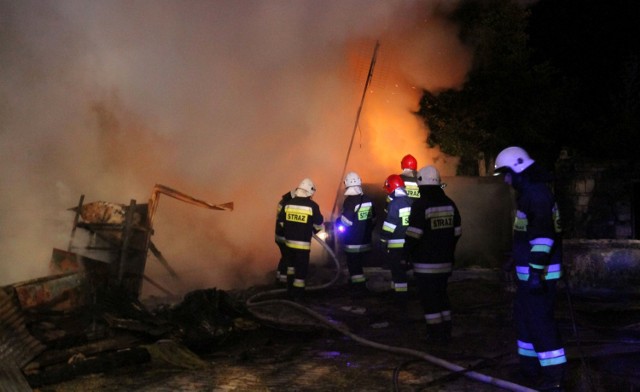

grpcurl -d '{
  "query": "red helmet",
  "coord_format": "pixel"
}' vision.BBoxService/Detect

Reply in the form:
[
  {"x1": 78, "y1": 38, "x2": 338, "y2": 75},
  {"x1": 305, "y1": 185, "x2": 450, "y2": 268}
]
[
  {"x1": 383, "y1": 174, "x2": 405, "y2": 194},
  {"x1": 401, "y1": 154, "x2": 418, "y2": 171}
]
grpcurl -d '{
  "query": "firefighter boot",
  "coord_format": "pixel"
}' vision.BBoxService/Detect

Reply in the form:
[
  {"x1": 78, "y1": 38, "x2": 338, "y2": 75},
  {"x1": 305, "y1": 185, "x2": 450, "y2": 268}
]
[
  {"x1": 538, "y1": 364, "x2": 565, "y2": 392},
  {"x1": 424, "y1": 323, "x2": 447, "y2": 345},
  {"x1": 349, "y1": 282, "x2": 369, "y2": 299},
  {"x1": 275, "y1": 270, "x2": 287, "y2": 287},
  {"x1": 393, "y1": 292, "x2": 409, "y2": 325},
  {"x1": 519, "y1": 355, "x2": 540, "y2": 378},
  {"x1": 286, "y1": 273, "x2": 295, "y2": 296},
  {"x1": 442, "y1": 319, "x2": 452, "y2": 342},
  {"x1": 435, "y1": 322, "x2": 449, "y2": 344},
  {"x1": 290, "y1": 286, "x2": 305, "y2": 304},
  {"x1": 394, "y1": 292, "x2": 409, "y2": 314}
]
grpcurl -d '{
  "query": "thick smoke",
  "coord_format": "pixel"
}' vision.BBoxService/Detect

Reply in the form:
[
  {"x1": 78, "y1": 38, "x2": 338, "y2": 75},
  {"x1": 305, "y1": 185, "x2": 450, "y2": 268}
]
[{"x1": 0, "y1": 0, "x2": 472, "y2": 296}]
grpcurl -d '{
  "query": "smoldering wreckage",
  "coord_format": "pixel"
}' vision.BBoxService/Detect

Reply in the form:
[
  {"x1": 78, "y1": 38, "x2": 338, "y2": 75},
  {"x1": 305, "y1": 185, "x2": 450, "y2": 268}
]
[{"x1": 1, "y1": 185, "x2": 640, "y2": 392}]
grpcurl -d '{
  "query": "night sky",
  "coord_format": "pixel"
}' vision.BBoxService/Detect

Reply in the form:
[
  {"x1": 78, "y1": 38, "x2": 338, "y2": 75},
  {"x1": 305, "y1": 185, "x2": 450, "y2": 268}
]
[{"x1": 527, "y1": 0, "x2": 640, "y2": 159}]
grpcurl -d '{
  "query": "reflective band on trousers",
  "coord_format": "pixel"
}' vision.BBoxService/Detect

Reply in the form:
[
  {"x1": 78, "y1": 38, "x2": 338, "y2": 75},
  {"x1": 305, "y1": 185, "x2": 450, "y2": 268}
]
[
  {"x1": 293, "y1": 278, "x2": 305, "y2": 288},
  {"x1": 539, "y1": 348, "x2": 567, "y2": 367},
  {"x1": 413, "y1": 262, "x2": 452, "y2": 274},
  {"x1": 517, "y1": 340, "x2": 537, "y2": 357},
  {"x1": 424, "y1": 312, "x2": 443, "y2": 324},
  {"x1": 351, "y1": 274, "x2": 366, "y2": 283},
  {"x1": 517, "y1": 340, "x2": 567, "y2": 366},
  {"x1": 392, "y1": 282, "x2": 408, "y2": 292}
]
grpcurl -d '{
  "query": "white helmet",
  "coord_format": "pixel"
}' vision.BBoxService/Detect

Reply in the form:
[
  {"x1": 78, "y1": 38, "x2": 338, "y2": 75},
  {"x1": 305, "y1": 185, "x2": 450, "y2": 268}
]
[
  {"x1": 296, "y1": 178, "x2": 316, "y2": 197},
  {"x1": 417, "y1": 165, "x2": 441, "y2": 186},
  {"x1": 494, "y1": 146, "x2": 534, "y2": 174},
  {"x1": 344, "y1": 171, "x2": 362, "y2": 187}
]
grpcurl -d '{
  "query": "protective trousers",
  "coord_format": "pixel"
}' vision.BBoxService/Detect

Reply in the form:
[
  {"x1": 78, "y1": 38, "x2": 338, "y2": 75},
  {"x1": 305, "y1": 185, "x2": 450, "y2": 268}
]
[
  {"x1": 386, "y1": 248, "x2": 408, "y2": 300},
  {"x1": 276, "y1": 242, "x2": 288, "y2": 284},
  {"x1": 414, "y1": 272, "x2": 451, "y2": 341},
  {"x1": 286, "y1": 248, "x2": 310, "y2": 301},
  {"x1": 345, "y1": 252, "x2": 367, "y2": 285},
  {"x1": 514, "y1": 280, "x2": 566, "y2": 388}
]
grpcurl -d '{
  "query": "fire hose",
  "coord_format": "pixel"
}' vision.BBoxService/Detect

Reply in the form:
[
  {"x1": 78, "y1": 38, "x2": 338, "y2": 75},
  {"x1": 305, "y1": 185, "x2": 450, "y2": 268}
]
[{"x1": 245, "y1": 234, "x2": 537, "y2": 392}]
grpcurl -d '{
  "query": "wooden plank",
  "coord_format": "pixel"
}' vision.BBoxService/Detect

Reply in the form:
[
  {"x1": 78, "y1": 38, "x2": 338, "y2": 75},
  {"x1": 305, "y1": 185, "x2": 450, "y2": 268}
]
[{"x1": 0, "y1": 362, "x2": 32, "y2": 392}]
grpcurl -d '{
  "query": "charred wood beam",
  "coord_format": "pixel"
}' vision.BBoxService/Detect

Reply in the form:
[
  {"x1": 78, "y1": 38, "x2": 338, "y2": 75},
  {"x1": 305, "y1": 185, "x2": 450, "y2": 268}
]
[
  {"x1": 25, "y1": 346, "x2": 151, "y2": 388},
  {"x1": 0, "y1": 362, "x2": 33, "y2": 392},
  {"x1": 148, "y1": 242, "x2": 179, "y2": 279},
  {"x1": 24, "y1": 334, "x2": 141, "y2": 371},
  {"x1": 67, "y1": 194, "x2": 85, "y2": 252},
  {"x1": 117, "y1": 199, "x2": 137, "y2": 285},
  {"x1": 102, "y1": 313, "x2": 173, "y2": 337},
  {"x1": 143, "y1": 275, "x2": 175, "y2": 297}
]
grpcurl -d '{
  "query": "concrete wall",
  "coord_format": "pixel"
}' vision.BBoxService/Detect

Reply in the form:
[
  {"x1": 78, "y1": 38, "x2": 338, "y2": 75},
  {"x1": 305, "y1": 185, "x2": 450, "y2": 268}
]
[
  {"x1": 563, "y1": 239, "x2": 640, "y2": 294},
  {"x1": 329, "y1": 176, "x2": 514, "y2": 270},
  {"x1": 444, "y1": 175, "x2": 514, "y2": 268}
]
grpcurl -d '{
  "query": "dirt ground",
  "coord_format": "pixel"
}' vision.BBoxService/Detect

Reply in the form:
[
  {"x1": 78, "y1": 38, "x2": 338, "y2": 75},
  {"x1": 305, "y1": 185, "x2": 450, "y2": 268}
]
[{"x1": 38, "y1": 267, "x2": 640, "y2": 392}]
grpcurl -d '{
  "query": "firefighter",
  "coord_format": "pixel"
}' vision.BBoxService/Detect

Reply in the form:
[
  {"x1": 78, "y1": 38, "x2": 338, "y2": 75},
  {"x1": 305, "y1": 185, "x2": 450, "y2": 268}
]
[
  {"x1": 274, "y1": 188, "x2": 295, "y2": 285},
  {"x1": 405, "y1": 165, "x2": 461, "y2": 344},
  {"x1": 380, "y1": 174, "x2": 412, "y2": 305},
  {"x1": 277, "y1": 178, "x2": 325, "y2": 302},
  {"x1": 338, "y1": 171, "x2": 376, "y2": 297},
  {"x1": 494, "y1": 146, "x2": 566, "y2": 391},
  {"x1": 400, "y1": 154, "x2": 420, "y2": 200}
]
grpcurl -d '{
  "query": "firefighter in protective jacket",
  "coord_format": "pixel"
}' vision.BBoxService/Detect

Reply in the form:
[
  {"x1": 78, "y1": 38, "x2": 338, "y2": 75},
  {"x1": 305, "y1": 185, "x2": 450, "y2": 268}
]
[
  {"x1": 339, "y1": 171, "x2": 376, "y2": 295},
  {"x1": 494, "y1": 146, "x2": 566, "y2": 391},
  {"x1": 274, "y1": 188, "x2": 294, "y2": 285},
  {"x1": 380, "y1": 174, "x2": 412, "y2": 304},
  {"x1": 277, "y1": 178, "x2": 324, "y2": 301},
  {"x1": 405, "y1": 165, "x2": 461, "y2": 344}
]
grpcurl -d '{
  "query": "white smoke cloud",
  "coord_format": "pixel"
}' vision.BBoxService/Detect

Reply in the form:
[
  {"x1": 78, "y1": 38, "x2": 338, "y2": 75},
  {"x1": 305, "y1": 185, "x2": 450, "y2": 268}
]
[{"x1": 0, "y1": 0, "x2": 471, "y2": 296}]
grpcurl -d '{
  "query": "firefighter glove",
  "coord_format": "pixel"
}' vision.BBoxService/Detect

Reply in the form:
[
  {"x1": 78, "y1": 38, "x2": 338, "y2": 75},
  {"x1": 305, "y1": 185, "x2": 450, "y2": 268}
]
[{"x1": 528, "y1": 268, "x2": 546, "y2": 294}]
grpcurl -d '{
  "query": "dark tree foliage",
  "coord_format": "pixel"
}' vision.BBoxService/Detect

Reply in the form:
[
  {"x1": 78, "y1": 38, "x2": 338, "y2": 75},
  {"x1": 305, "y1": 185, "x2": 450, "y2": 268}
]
[
  {"x1": 419, "y1": 0, "x2": 640, "y2": 174},
  {"x1": 527, "y1": 0, "x2": 640, "y2": 160}
]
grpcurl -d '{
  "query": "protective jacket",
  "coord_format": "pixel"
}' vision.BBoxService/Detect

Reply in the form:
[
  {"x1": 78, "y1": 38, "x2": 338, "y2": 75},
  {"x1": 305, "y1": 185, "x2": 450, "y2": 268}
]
[
  {"x1": 339, "y1": 194, "x2": 376, "y2": 253},
  {"x1": 405, "y1": 185, "x2": 461, "y2": 274},
  {"x1": 278, "y1": 196, "x2": 324, "y2": 251},
  {"x1": 400, "y1": 169, "x2": 420, "y2": 199},
  {"x1": 275, "y1": 190, "x2": 293, "y2": 244},
  {"x1": 511, "y1": 165, "x2": 562, "y2": 282},
  {"x1": 380, "y1": 187, "x2": 412, "y2": 249}
]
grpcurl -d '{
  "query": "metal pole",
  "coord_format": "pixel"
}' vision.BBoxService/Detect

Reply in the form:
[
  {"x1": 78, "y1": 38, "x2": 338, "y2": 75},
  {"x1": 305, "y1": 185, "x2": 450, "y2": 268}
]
[{"x1": 330, "y1": 40, "x2": 380, "y2": 219}]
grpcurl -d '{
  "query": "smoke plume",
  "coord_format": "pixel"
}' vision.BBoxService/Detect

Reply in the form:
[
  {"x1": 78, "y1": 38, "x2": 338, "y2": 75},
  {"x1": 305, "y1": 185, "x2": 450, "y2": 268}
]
[{"x1": 0, "y1": 0, "x2": 472, "y2": 296}]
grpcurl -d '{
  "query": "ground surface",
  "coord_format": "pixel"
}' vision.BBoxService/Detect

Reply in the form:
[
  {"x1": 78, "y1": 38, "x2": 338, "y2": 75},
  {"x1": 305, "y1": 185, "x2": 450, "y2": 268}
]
[{"x1": 39, "y1": 267, "x2": 640, "y2": 392}]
